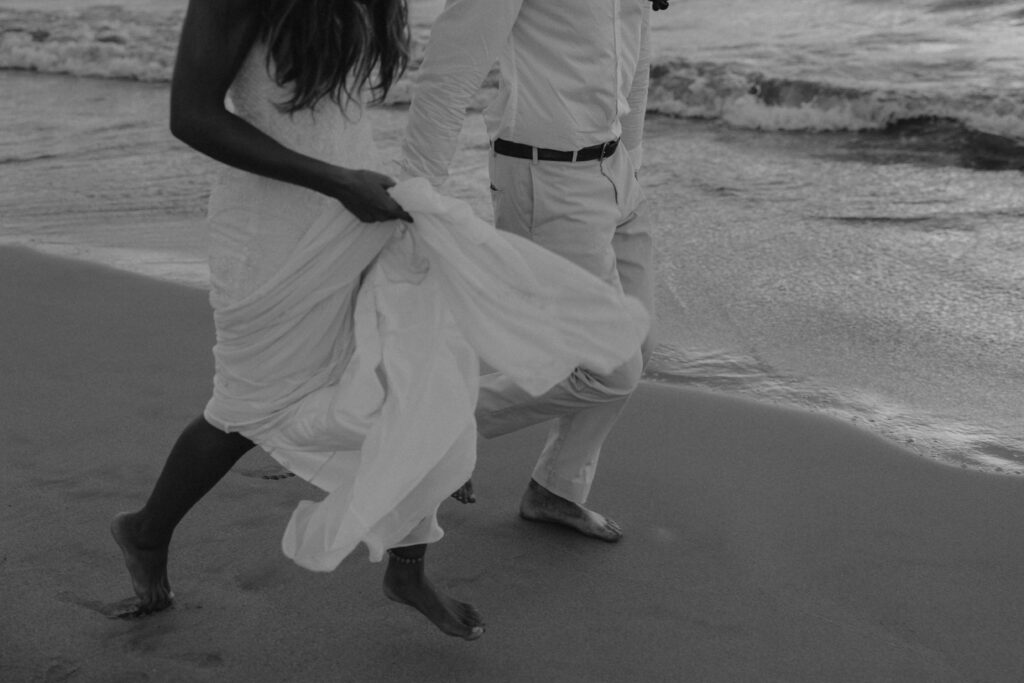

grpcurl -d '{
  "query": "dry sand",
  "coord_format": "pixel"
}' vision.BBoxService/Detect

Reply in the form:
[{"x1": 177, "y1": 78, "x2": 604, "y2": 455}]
[{"x1": 2, "y1": 244, "x2": 1024, "y2": 682}]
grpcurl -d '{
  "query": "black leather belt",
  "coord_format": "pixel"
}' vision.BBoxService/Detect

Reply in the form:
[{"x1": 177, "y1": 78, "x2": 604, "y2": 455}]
[{"x1": 492, "y1": 138, "x2": 619, "y2": 162}]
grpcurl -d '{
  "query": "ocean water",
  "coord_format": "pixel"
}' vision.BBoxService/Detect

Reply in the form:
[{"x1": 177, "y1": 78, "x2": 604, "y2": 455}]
[{"x1": 1, "y1": 0, "x2": 1022, "y2": 474}]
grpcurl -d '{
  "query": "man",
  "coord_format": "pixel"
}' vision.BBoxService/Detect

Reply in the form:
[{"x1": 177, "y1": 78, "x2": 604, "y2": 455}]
[{"x1": 400, "y1": 0, "x2": 666, "y2": 541}]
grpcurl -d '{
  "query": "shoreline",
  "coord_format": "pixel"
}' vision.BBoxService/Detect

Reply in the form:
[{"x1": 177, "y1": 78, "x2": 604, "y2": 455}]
[
  {"x1": 3, "y1": 69, "x2": 1022, "y2": 478},
  {"x1": 2, "y1": 225, "x2": 1021, "y2": 484}
]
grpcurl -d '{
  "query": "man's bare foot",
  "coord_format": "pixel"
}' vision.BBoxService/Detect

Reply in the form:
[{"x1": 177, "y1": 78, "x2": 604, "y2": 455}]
[
  {"x1": 383, "y1": 553, "x2": 485, "y2": 640},
  {"x1": 450, "y1": 479, "x2": 476, "y2": 504},
  {"x1": 519, "y1": 479, "x2": 622, "y2": 542},
  {"x1": 110, "y1": 512, "x2": 174, "y2": 616}
]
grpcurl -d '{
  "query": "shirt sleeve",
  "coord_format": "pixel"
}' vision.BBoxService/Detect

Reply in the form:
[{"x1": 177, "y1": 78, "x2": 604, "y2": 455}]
[
  {"x1": 621, "y1": 3, "x2": 652, "y2": 170},
  {"x1": 399, "y1": 0, "x2": 524, "y2": 185}
]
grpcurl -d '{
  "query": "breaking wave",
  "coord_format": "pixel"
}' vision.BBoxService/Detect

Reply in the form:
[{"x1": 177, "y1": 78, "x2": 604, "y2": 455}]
[
  {"x1": 646, "y1": 59, "x2": 1024, "y2": 169},
  {"x1": 3, "y1": 5, "x2": 1022, "y2": 167}
]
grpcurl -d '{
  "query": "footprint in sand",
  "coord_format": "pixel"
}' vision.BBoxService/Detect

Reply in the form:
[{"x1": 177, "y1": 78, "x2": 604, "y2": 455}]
[
  {"x1": 231, "y1": 463, "x2": 295, "y2": 481},
  {"x1": 57, "y1": 591, "x2": 200, "y2": 620},
  {"x1": 58, "y1": 591, "x2": 165, "y2": 619},
  {"x1": 42, "y1": 657, "x2": 80, "y2": 682},
  {"x1": 102, "y1": 597, "x2": 164, "y2": 619}
]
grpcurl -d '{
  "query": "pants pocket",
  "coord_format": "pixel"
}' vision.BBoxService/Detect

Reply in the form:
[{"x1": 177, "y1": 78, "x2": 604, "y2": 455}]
[{"x1": 489, "y1": 153, "x2": 534, "y2": 238}]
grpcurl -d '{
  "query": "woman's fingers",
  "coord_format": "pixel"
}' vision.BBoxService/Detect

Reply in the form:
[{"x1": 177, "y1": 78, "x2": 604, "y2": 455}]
[
  {"x1": 393, "y1": 209, "x2": 415, "y2": 223},
  {"x1": 373, "y1": 177, "x2": 414, "y2": 222},
  {"x1": 372, "y1": 184, "x2": 413, "y2": 223},
  {"x1": 357, "y1": 197, "x2": 413, "y2": 224},
  {"x1": 339, "y1": 178, "x2": 412, "y2": 223}
]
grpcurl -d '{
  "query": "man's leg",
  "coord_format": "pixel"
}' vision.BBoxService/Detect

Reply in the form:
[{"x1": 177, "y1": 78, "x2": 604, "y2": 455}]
[
  {"x1": 480, "y1": 149, "x2": 654, "y2": 540},
  {"x1": 520, "y1": 201, "x2": 653, "y2": 542},
  {"x1": 477, "y1": 354, "x2": 641, "y2": 540}
]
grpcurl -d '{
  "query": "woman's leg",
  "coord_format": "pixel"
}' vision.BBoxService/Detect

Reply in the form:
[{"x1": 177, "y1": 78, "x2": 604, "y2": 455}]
[
  {"x1": 111, "y1": 415, "x2": 254, "y2": 614},
  {"x1": 382, "y1": 544, "x2": 485, "y2": 640}
]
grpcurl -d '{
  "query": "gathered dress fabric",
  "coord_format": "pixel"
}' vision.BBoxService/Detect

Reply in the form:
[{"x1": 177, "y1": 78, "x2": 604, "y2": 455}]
[{"x1": 201, "y1": 45, "x2": 649, "y2": 572}]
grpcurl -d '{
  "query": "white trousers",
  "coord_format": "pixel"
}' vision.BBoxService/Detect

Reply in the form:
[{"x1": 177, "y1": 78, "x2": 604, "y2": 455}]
[{"x1": 476, "y1": 145, "x2": 655, "y2": 504}]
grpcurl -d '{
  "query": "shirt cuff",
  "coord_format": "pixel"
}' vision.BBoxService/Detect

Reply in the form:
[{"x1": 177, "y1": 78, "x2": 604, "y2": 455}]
[{"x1": 390, "y1": 157, "x2": 446, "y2": 189}]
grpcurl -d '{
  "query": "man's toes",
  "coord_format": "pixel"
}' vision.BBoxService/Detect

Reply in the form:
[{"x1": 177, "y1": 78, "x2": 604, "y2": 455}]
[
  {"x1": 451, "y1": 480, "x2": 476, "y2": 504},
  {"x1": 588, "y1": 513, "x2": 622, "y2": 541}
]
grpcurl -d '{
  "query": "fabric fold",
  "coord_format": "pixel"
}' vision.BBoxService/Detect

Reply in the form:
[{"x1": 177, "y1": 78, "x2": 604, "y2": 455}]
[
  {"x1": 205, "y1": 178, "x2": 649, "y2": 572},
  {"x1": 390, "y1": 178, "x2": 650, "y2": 395}
]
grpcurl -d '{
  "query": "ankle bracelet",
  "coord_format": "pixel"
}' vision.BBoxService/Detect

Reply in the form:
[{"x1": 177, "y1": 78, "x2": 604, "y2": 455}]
[{"x1": 387, "y1": 550, "x2": 424, "y2": 564}]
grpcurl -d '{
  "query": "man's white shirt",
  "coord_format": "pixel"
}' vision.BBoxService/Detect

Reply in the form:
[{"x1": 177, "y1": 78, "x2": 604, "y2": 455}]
[{"x1": 401, "y1": 0, "x2": 652, "y2": 185}]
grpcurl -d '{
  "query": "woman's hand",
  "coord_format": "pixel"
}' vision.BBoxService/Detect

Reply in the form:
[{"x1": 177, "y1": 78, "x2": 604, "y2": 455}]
[{"x1": 321, "y1": 168, "x2": 414, "y2": 223}]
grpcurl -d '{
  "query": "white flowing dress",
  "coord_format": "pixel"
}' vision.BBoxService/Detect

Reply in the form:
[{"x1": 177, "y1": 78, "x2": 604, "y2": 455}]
[{"x1": 202, "y1": 45, "x2": 649, "y2": 572}]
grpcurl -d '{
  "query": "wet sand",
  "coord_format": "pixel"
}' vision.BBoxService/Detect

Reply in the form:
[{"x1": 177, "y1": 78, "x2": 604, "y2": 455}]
[{"x1": 3, "y1": 245, "x2": 1024, "y2": 682}]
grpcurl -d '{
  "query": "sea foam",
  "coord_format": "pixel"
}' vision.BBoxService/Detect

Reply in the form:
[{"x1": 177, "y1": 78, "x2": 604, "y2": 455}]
[
  {"x1": 646, "y1": 59, "x2": 1024, "y2": 150},
  {"x1": 4, "y1": 5, "x2": 1023, "y2": 156}
]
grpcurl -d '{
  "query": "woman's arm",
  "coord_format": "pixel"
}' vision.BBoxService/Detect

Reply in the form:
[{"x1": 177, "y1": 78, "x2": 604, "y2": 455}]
[{"x1": 169, "y1": 0, "x2": 412, "y2": 223}]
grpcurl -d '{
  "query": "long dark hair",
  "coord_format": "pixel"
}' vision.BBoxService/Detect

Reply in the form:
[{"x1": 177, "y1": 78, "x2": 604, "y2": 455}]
[{"x1": 259, "y1": 0, "x2": 409, "y2": 112}]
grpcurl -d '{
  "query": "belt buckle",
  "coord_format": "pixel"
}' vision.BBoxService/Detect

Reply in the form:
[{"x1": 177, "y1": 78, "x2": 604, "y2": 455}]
[{"x1": 599, "y1": 140, "x2": 614, "y2": 159}]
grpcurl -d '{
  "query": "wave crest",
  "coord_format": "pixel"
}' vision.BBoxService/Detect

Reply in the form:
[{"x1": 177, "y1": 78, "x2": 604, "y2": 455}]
[
  {"x1": 4, "y1": 6, "x2": 1022, "y2": 163},
  {"x1": 647, "y1": 58, "x2": 1024, "y2": 165}
]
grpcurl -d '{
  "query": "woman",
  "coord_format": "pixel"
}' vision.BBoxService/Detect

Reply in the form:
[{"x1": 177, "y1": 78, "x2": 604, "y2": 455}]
[{"x1": 111, "y1": 0, "x2": 646, "y2": 641}]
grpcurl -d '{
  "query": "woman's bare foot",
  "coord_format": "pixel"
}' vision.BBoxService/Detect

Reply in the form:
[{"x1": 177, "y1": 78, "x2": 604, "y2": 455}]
[
  {"x1": 110, "y1": 512, "x2": 174, "y2": 616},
  {"x1": 382, "y1": 552, "x2": 484, "y2": 640},
  {"x1": 519, "y1": 479, "x2": 622, "y2": 542},
  {"x1": 450, "y1": 479, "x2": 476, "y2": 504}
]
